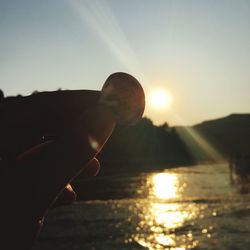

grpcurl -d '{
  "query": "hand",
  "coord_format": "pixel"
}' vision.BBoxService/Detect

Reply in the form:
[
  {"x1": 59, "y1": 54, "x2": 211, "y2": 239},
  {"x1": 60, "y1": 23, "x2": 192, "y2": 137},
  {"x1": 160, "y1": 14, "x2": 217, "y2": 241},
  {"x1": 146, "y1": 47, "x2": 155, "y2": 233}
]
[{"x1": 0, "y1": 90, "x2": 116, "y2": 249}]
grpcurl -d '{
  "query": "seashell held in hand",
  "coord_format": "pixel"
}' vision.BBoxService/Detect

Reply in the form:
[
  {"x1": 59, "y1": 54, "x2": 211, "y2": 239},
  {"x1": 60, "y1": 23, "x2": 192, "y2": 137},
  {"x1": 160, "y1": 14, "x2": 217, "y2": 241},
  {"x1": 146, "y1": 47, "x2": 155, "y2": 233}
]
[{"x1": 100, "y1": 72, "x2": 145, "y2": 125}]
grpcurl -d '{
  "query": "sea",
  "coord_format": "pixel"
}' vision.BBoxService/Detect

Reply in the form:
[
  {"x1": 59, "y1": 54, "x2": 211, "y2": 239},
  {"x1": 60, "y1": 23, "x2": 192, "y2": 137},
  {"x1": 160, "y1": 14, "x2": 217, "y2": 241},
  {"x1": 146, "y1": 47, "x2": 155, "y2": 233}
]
[{"x1": 33, "y1": 164, "x2": 250, "y2": 250}]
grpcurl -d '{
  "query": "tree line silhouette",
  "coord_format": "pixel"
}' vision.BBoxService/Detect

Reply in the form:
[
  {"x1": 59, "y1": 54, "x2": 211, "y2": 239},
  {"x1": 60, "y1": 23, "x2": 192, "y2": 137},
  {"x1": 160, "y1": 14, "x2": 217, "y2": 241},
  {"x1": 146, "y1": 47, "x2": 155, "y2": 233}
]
[
  {"x1": 1, "y1": 89, "x2": 250, "y2": 175},
  {"x1": 99, "y1": 117, "x2": 194, "y2": 174}
]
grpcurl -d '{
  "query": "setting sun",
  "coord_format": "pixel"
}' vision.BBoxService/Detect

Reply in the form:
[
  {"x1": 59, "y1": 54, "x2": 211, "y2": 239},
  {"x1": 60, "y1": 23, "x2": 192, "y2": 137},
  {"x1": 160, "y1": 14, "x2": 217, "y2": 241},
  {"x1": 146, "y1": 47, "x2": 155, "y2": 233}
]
[{"x1": 148, "y1": 88, "x2": 172, "y2": 110}]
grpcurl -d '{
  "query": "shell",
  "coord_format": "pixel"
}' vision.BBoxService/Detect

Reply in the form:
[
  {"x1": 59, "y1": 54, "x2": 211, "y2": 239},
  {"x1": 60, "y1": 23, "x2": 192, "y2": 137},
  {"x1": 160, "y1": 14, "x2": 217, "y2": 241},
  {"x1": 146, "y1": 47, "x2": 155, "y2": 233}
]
[{"x1": 99, "y1": 72, "x2": 145, "y2": 125}]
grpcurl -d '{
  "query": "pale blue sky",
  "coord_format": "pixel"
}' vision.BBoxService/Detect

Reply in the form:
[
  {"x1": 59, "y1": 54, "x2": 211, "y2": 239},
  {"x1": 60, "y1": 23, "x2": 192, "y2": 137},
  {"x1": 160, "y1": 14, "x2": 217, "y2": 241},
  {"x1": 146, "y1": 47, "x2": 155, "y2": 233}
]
[{"x1": 1, "y1": 0, "x2": 250, "y2": 125}]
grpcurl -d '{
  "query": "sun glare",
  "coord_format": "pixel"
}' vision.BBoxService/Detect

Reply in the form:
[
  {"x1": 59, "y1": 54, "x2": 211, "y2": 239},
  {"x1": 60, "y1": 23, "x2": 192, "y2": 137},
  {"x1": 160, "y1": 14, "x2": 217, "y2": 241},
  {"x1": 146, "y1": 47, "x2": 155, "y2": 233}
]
[
  {"x1": 152, "y1": 173, "x2": 178, "y2": 199},
  {"x1": 148, "y1": 89, "x2": 172, "y2": 110}
]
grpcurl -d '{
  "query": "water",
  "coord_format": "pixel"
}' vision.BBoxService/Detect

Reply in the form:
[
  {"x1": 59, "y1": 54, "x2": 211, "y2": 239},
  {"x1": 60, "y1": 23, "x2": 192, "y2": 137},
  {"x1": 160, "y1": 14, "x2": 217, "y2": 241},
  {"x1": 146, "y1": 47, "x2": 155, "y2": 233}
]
[{"x1": 34, "y1": 164, "x2": 250, "y2": 250}]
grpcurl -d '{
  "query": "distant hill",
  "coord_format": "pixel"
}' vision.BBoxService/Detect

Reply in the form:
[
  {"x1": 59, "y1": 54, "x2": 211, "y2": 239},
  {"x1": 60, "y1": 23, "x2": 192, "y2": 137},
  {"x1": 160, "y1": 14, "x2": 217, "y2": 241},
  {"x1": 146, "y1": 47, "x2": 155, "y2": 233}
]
[
  {"x1": 175, "y1": 114, "x2": 250, "y2": 163},
  {"x1": 100, "y1": 114, "x2": 250, "y2": 172},
  {"x1": 194, "y1": 114, "x2": 250, "y2": 156}
]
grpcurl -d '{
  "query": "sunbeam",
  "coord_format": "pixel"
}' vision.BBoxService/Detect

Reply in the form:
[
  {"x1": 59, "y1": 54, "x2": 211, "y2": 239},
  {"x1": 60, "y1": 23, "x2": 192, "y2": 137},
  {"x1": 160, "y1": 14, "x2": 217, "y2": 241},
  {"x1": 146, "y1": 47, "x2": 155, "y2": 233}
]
[
  {"x1": 176, "y1": 126, "x2": 225, "y2": 162},
  {"x1": 69, "y1": 0, "x2": 225, "y2": 164},
  {"x1": 169, "y1": 110, "x2": 225, "y2": 162},
  {"x1": 69, "y1": 0, "x2": 143, "y2": 77}
]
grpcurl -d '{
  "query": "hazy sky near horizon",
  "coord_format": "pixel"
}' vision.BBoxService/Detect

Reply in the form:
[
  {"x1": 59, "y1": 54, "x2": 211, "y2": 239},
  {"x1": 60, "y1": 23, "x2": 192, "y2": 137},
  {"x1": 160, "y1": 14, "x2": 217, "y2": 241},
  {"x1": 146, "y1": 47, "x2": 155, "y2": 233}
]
[{"x1": 1, "y1": 0, "x2": 250, "y2": 126}]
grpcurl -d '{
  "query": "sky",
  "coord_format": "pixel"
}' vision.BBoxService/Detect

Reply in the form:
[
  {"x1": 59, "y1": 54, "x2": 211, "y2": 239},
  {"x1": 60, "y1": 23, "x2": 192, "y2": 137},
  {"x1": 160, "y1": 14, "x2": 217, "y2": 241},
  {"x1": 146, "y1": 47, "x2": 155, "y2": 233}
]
[{"x1": 1, "y1": 0, "x2": 250, "y2": 126}]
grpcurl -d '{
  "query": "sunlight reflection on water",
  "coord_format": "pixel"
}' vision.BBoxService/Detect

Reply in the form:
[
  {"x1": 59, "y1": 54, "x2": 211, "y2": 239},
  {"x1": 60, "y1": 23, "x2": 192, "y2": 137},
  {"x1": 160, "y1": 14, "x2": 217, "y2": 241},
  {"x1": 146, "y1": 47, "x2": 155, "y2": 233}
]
[
  {"x1": 133, "y1": 172, "x2": 199, "y2": 250},
  {"x1": 152, "y1": 173, "x2": 179, "y2": 199},
  {"x1": 35, "y1": 165, "x2": 250, "y2": 250}
]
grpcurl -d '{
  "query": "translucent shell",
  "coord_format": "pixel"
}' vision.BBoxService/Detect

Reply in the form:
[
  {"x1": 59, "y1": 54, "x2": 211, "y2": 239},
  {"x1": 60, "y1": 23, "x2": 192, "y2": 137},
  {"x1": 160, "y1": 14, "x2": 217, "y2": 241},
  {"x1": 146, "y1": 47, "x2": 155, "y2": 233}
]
[{"x1": 100, "y1": 72, "x2": 145, "y2": 125}]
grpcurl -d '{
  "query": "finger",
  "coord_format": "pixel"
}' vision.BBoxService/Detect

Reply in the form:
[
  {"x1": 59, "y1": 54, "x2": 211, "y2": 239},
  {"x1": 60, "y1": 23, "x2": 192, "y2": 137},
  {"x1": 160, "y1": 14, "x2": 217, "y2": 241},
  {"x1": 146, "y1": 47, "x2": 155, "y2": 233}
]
[
  {"x1": 0, "y1": 90, "x2": 101, "y2": 157},
  {"x1": 18, "y1": 148, "x2": 99, "y2": 209},
  {"x1": 52, "y1": 184, "x2": 76, "y2": 208},
  {"x1": 48, "y1": 158, "x2": 100, "y2": 208},
  {"x1": 76, "y1": 157, "x2": 100, "y2": 178},
  {"x1": 19, "y1": 144, "x2": 100, "y2": 177},
  {"x1": 16, "y1": 105, "x2": 116, "y2": 220},
  {"x1": 17, "y1": 140, "x2": 53, "y2": 162}
]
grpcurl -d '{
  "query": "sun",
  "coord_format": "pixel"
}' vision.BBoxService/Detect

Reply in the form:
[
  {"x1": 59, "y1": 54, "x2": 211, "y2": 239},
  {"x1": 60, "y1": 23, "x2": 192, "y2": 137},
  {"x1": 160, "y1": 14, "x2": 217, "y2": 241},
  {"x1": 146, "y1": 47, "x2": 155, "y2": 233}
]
[{"x1": 148, "y1": 88, "x2": 172, "y2": 110}]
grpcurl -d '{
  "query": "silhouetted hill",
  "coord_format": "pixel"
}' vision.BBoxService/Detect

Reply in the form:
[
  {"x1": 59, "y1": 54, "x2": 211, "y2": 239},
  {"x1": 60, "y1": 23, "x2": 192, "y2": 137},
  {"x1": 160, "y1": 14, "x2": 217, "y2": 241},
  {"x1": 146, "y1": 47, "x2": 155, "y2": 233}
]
[
  {"x1": 175, "y1": 114, "x2": 250, "y2": 163},
  {"x1": 194, "y1": 114, "x2": 250, "y2": 157}
]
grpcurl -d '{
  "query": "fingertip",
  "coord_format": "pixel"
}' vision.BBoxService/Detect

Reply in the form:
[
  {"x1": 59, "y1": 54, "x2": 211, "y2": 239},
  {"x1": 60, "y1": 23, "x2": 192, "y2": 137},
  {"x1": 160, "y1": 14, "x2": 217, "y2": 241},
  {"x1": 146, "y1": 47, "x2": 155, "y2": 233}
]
[
  {"x1": 77, "y1": 158, "x2": 100, "y2": 178},
  {"x1": 52, "y1": 184, "x2": 77, "y2": 208}
]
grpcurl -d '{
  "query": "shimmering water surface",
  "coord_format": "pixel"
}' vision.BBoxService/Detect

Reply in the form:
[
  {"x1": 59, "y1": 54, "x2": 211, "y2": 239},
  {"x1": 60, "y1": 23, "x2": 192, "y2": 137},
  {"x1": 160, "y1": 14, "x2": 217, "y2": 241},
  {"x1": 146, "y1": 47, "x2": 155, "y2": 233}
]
[{"x1": 34, "y1": 164, "x2": 250, "y2": 250}]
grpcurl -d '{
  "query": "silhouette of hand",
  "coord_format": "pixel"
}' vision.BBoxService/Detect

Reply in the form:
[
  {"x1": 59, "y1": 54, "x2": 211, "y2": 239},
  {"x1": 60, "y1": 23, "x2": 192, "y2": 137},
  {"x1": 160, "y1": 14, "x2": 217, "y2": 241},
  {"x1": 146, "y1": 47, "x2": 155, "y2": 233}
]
[{"x1": 0, "y1": 90, "x2": 116, "y2": 249}]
